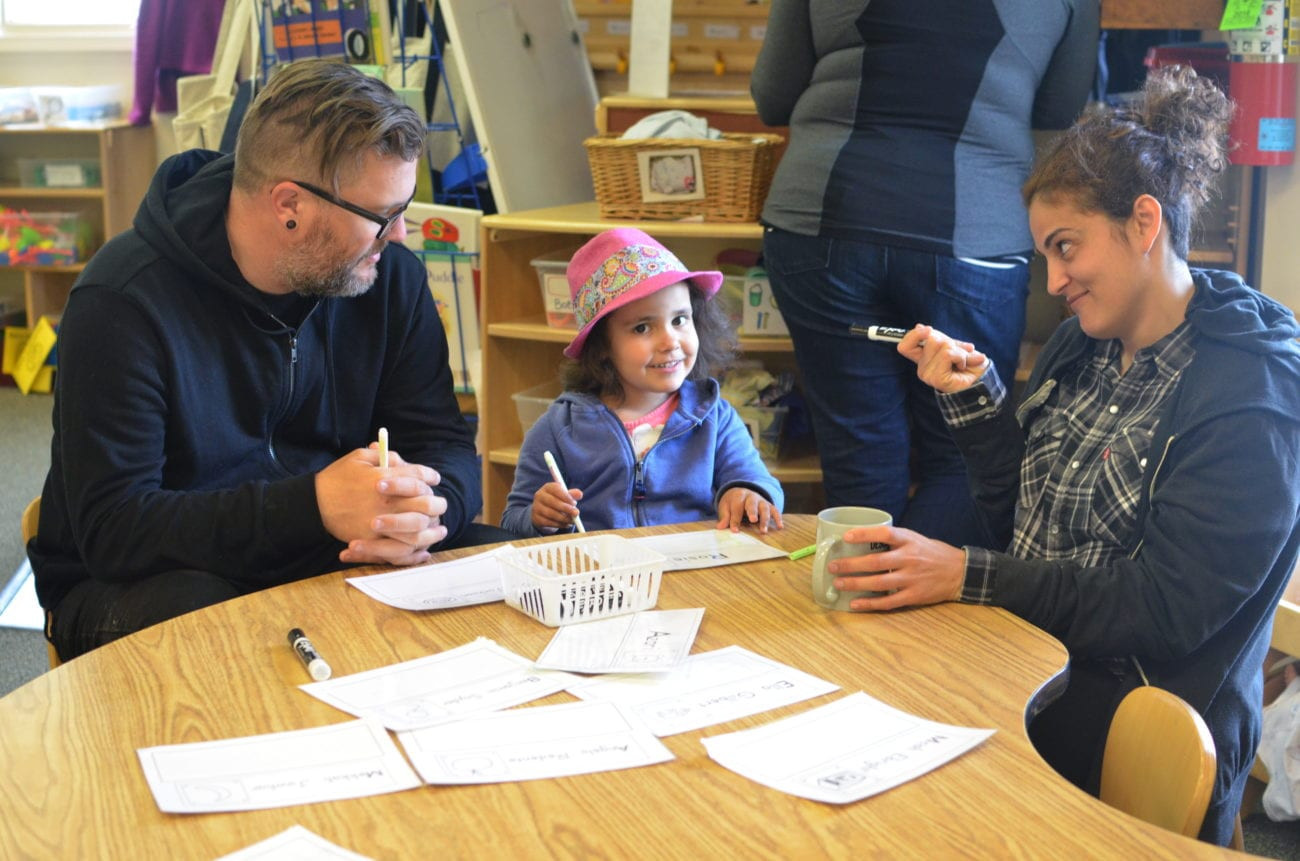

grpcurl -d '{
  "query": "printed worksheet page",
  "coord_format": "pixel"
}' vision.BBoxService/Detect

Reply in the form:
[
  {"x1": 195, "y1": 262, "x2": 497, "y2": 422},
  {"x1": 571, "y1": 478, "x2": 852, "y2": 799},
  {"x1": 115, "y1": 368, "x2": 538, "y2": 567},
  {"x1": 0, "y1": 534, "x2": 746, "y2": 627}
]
[
  {"x1": 137, "y1": 719, "x2": 421, "y2": 814},
  {"x1": 568, "y1": 645, "x2": 840, "y2": 736},
  {"x1": 533, "y1": 608, "x2": 704, "y2": 673},
  {"x1": 345, "y1": 546, "x2": 513, "y2": 610},
  {"x1": 299, "y1": 637, "x2": 578, "y2": 732},
  {"x1": 397, "y1": 700, "x2": 673, "y2": 784},
  {"x1": 216, "y1": 825, "x2": 372, "y2": 860},
  {"x1": 702, "y1": 691, "x2": 995, "y2": 804},
  {"x1": 627, "y1": 529, "x2": 787, "y2": 571}
]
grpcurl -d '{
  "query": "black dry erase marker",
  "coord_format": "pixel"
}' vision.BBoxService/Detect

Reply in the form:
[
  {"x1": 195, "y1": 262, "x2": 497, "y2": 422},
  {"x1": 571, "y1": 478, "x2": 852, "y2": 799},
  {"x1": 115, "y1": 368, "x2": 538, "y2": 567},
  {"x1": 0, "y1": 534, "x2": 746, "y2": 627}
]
[
  {"x1": 865, "y1": 325, "x2": 908, "y2": 343},
  {"x1": 288, "y1": 627, "x2": 332, "y2": 681}
]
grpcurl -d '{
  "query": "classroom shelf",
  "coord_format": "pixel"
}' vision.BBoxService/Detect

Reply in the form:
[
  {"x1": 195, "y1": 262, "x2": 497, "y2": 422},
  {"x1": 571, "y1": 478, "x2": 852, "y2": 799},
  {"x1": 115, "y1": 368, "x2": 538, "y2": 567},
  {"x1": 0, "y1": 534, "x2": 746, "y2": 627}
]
[{"x1": 0, "y1": 121, "x2": 154, "y2": 327}]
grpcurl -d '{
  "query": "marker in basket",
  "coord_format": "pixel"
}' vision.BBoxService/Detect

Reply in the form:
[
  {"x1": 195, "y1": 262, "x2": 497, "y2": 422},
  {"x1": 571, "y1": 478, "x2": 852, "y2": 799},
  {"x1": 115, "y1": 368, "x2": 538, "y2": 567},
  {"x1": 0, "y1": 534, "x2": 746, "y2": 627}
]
[
  {"x1": 377, "y1": 426, "x2": 389, "y2": 469},
  {"x1": 288, "y1": 627, "x2": 332, "y2": 681},
  {"x1": 543, "y1": 449, "x2": 585, "y2": 533}
]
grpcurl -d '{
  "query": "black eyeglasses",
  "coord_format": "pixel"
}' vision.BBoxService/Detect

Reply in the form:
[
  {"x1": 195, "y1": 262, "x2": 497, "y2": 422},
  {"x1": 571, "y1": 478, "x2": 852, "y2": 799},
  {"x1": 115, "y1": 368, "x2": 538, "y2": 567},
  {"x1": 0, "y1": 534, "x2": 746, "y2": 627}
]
[{"x1": 290, "y1": 180, "x2": 413, "y2": 240}]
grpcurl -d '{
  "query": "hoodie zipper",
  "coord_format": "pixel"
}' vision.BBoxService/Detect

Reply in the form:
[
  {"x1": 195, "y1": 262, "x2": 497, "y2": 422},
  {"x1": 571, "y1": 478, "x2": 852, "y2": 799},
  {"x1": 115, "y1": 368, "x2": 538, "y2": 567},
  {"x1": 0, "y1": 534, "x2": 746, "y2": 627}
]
[
  {"x1": 264, "y1": 301, "x2": 320, "y2": 470},
  {"x1": 1124, "y1": 432, "x2": 1175, "y2": 688}
]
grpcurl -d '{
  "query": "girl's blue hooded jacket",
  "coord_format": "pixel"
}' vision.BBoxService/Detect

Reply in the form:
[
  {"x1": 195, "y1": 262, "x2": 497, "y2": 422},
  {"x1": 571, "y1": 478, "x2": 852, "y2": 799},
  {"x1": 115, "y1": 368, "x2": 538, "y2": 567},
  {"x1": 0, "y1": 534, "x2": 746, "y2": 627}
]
[{"x1": 502, "y1": 379, "x2": 783, "y2": 535}]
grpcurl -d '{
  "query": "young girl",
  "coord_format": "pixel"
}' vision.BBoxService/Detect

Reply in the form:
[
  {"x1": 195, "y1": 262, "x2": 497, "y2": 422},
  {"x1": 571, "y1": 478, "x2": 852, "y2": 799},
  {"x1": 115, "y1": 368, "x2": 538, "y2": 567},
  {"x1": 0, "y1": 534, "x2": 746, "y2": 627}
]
[{"x1": 501, "y1": 228, "x2": 784, "y2": 535}]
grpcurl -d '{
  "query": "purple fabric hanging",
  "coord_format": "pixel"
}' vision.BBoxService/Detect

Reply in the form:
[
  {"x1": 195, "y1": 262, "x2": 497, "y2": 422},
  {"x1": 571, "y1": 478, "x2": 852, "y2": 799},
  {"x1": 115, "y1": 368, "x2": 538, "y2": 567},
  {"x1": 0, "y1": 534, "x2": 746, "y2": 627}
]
[{"x1": 128, "y1": 0, "x2": 228, "y2": 125}]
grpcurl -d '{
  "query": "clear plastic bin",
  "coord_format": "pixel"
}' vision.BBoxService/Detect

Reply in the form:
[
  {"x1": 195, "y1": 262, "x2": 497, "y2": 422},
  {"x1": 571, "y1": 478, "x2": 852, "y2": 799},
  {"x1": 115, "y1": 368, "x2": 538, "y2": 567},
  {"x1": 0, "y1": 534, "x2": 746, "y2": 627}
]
[
  {"x1": 530, "y1": 254, "x2": 577, "y2": 328},
  {"x1": 512, "y1": 379, "x2": 563, "y2": 436},
  {"x1": 0, "y1": 211, "x2": 91, "y2": 266},
  {"x1": 17, "y1": 158, "x2": 101, "y2": 189},
  {"x1": 500, "y1": 534, "x2": 666, "y2": 626},
  {"x1": 734, "y1": 403, "x2": 788, "y2": 461}
]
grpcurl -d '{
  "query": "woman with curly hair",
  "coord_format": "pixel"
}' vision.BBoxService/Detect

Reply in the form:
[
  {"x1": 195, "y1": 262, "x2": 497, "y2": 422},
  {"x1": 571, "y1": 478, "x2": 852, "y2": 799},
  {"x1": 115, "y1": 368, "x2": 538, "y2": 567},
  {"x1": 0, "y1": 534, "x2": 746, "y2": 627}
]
[{"x1": 824, "y1": 65, "x2": 1300, "y2": 845}]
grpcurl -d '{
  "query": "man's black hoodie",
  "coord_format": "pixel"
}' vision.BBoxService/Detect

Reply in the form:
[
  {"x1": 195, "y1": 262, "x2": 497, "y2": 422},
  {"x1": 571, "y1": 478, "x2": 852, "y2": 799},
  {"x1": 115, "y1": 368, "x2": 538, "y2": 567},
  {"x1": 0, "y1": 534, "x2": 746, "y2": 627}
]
[{"x1": 30, "y1": 151, "x2": 481, "y2": 611}]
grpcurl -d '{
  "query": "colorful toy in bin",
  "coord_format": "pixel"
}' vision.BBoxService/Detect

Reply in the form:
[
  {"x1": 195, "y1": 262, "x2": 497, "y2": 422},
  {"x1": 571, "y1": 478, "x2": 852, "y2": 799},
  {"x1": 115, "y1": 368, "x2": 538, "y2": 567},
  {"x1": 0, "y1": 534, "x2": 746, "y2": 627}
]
[{"x1": 0, "y1": 208, "x2": 90, "y2": 267}]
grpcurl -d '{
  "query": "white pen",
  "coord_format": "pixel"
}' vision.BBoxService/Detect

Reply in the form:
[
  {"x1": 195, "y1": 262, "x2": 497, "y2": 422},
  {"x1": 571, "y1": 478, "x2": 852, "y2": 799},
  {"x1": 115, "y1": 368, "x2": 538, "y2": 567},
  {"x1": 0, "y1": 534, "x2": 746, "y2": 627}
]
[
  {"x1": 543, "y1": 449, "x2": 585, "y2": 533},
  {"x1": 378, "y1": 426, "x2": 389, "y2": 469}
]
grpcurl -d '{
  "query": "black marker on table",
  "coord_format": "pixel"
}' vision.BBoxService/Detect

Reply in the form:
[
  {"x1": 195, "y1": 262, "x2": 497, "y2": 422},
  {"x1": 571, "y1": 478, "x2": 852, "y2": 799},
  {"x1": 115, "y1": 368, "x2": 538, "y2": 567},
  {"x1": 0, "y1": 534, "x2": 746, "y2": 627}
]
[{"x1": 288, "y1": 627, "x2": 332, "y2": 681}]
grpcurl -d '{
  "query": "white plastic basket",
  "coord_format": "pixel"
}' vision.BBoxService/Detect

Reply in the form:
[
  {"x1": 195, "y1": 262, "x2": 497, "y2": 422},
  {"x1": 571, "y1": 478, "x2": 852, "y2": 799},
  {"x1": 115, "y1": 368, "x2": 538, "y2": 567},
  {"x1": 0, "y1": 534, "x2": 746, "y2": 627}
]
[{"x1": 500, "y1": 534, "x2": 667, "y2": 627}]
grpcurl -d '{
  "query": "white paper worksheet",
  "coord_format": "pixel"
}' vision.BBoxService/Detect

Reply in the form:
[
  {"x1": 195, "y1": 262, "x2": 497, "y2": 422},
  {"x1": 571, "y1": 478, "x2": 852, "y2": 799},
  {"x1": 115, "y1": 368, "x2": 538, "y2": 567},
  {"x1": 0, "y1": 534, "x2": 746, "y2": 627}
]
[
  {"x1": 344, "y1": 546, "x2": 513, "y2": 610},
  {"x1": 216, "y1": 825, "x2": 373, "y2": 860},
  {"x1": 137, "y1": 719, "x2": 421, "y2": 814},
  {"x1": 534, "y1": 608, "x2": 704, "y2": 673},
  {"x1": 397, "y1": 700, "x2": 673, "y2": 784},
  {"x1": 568, "y1": 645, "x2": 840, "y2": 736},
  {"x1": 628, "y1": 530, "x2": 787, "y2": 571},
  {"x1": 300, "y1": 637, "x2": 579, "y2": 732},
  {"x1": 701, "y1": 691, "x2": 995, "y2": 804}
]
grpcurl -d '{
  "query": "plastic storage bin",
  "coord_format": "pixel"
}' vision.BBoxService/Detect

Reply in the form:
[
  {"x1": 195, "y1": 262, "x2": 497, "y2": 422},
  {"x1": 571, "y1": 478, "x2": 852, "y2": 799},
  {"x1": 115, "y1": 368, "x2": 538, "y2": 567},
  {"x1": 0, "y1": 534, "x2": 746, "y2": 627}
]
[
  {"x1": 17, "y1": 158, "x2": 102, "y2": 189},
  {"x1": 500, "y1": 534, "x2": 667, "y2": 626},
  {"x1": 30, "y1": 85, "x2": 124, "y2": 124},
  {"x1": 0, "y1": 210, "x2": 91, "y2": 266},
  {"x1": 512, "y1": 379, "x2": 563, "y2": 436},
  {"x1": 735, "y1": 403, "x2": 788, "y2": 460},
  {"x1": 531, "y1": 254, "x2": 577, "y2": 328}
]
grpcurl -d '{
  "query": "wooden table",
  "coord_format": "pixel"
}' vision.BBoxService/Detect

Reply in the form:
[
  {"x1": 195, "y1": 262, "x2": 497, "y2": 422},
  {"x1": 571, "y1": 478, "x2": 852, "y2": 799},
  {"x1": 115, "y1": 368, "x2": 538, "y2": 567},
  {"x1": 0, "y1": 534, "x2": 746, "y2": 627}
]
[{"x1": 0, "y1": 517, "x2": 1244, "y2": 859}]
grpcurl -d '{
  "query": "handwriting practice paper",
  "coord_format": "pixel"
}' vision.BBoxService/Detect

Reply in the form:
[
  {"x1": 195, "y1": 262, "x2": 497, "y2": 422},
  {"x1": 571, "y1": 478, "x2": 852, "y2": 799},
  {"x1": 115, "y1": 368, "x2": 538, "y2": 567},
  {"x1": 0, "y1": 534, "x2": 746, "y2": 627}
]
[
  {"x1": 569, "y1": 645, "x2": 839, "y2": 736},
  {"x1": 534, "y1": 608, "x2": 704, "y2": 673},
  {"x1": 300, "y1": 637, "x2": 579, "y2": 732},
  {"x1": 344, "y1": 546, "x2": 513, "y2": 610},
  {"x1": 701, "y1": 692, "x2": 995, "y2": 804},
  {"x1": 137, "y1": 719, "x2": 420, "y2": 814},
  {"x1": 216, "y1": 825, "x2": 373, "y2": 860},
  {"x1": 397, "y1": 700, "x2": 673, "y2": 784},
  {"x1": 628, "y1": 530, "x2": 787, "y2": 571}
]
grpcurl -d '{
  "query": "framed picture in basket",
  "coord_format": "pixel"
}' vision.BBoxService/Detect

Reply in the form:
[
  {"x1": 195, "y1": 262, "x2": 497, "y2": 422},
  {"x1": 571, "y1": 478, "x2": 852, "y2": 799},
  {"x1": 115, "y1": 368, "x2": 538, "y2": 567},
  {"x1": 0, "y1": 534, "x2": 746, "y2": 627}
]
[{"x1": 636, "y1": 148, "x2": 706, "y2": 202}]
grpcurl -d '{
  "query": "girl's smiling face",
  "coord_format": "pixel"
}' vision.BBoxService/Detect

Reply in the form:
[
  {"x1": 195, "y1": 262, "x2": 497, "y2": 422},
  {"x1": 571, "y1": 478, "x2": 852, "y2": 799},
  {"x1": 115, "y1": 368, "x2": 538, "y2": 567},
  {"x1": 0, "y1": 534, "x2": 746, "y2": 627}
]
[{"x1": 602, "y1": 282, "x2": 697, "y2": 414}]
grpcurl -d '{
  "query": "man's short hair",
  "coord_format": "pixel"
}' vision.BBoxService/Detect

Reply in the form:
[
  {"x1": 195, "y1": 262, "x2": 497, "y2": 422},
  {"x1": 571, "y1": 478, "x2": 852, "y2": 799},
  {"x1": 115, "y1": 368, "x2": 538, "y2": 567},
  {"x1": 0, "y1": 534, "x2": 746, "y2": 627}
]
[{"x1": 233, "y1": 58, "x2": 426, "y2": 193}]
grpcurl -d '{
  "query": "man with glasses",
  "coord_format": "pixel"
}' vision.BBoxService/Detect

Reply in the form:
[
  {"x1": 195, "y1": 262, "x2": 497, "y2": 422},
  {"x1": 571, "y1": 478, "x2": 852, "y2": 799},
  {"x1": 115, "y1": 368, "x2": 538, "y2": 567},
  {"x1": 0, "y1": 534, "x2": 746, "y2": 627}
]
[{"x1": 30, "y1": 59, "x2": 511, "y2": 661}]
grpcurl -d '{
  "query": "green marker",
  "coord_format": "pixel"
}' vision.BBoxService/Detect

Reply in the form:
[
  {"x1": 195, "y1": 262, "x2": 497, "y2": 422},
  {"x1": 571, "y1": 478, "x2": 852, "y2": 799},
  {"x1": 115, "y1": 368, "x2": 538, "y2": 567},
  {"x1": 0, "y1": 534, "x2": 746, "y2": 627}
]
[{"x1": 788, "y1": 544, "x2": 816, "y2": 561}]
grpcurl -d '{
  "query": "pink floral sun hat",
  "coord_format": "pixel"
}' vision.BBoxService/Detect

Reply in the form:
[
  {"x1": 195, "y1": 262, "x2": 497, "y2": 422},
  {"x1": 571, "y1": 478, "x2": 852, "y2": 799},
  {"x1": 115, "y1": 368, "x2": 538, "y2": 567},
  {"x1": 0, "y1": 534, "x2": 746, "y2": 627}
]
[{"x1": 562, "y1": 228, "x2": 724, "y2": 359}]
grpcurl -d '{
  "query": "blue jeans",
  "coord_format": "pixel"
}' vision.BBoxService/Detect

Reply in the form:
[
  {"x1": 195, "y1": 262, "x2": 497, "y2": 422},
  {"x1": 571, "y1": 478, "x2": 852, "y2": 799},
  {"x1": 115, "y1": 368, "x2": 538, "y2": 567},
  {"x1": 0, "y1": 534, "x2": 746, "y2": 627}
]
[{"x1": 762, "y1": 228, "x2": 1030, "y2": 547}]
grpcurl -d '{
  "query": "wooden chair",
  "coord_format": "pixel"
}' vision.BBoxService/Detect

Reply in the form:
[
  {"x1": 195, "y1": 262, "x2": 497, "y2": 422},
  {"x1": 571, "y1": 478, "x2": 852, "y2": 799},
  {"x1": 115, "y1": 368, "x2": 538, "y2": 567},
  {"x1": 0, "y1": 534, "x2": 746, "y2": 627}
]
[
  {"x1": 1099, "y1": 685, "x2": 1216, "y2": 839},
  {"x1": 19, "y1": 495, "x2": 60, "y2": 669}
]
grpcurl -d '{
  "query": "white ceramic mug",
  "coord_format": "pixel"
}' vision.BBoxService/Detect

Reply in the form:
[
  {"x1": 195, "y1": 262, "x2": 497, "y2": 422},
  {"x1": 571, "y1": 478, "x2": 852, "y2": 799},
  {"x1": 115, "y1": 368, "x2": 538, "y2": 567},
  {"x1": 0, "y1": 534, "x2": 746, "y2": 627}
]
[{"x1": 811, "y1": 506, "x2": 892, "y2": 611}]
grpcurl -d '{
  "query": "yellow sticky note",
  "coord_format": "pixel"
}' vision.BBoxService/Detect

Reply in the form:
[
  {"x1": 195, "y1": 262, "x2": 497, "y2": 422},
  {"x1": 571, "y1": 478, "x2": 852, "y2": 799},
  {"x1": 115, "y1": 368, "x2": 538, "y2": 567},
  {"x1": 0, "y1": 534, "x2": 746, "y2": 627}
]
[
  {"x1": 12, "y1": 316, "x2": 57, "y2": 395},
  {"x1": 1222, "y1": 0, "x2": 1265, "y2": 30}
]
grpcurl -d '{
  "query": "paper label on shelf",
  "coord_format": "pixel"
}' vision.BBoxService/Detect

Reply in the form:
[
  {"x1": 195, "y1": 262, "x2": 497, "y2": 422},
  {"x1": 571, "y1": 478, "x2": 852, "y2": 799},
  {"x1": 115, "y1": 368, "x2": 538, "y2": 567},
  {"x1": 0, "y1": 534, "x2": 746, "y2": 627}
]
[{"x1": 44, "y1": 163, "x2": 86, "y2": 187}]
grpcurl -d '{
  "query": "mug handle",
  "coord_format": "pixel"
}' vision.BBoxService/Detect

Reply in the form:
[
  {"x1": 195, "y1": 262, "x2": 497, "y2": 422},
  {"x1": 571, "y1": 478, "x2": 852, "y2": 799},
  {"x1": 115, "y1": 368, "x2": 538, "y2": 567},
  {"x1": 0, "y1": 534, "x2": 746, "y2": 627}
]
[{"x1": 812, "y1": 536, "x2": 843, "y2": 605}]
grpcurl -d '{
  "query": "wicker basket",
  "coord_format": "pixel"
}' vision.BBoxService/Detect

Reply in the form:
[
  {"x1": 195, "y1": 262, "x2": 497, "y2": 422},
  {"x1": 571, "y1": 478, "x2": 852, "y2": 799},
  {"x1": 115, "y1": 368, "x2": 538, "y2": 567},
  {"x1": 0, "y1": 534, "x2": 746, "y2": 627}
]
[{"x1": 584, "y1": 132, "x2": 784, "y2": 223}]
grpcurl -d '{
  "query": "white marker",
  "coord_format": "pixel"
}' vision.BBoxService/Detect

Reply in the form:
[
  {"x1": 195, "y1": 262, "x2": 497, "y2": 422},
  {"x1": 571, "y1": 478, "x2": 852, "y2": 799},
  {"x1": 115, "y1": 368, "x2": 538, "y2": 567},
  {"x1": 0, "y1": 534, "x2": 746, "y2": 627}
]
[
  {"x1": 288, "y1": 627, "x2": 332, "y2": 681},
  {"x1": 378, "y1": 426, "x2": 389, "y2": 469},
  {"x1": 866, "y1": 325, "x2": 908, "y2": 343},
  {"x1": 543, "y1": 449, "x2": 585, "y2": 533}
]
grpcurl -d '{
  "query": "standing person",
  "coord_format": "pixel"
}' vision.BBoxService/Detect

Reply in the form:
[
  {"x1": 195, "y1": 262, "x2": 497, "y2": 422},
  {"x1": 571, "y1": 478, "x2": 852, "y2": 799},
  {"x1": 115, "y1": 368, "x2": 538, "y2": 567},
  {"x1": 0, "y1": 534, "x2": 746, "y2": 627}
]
[
  {"x1": 30, "y1": 59, "x2": 509, "y2": 662},
  {"x1": 501, "y1": 229, "x2": 784, "y2": 535},
  {"x1": 751, "y1": 1, "x2": 1098, "y2": 545},
  {"x1": 823, "y1": 66, "x2": 1300, "y2": 845}
]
